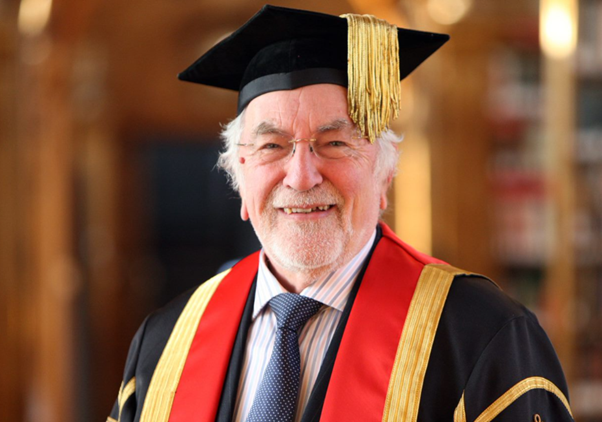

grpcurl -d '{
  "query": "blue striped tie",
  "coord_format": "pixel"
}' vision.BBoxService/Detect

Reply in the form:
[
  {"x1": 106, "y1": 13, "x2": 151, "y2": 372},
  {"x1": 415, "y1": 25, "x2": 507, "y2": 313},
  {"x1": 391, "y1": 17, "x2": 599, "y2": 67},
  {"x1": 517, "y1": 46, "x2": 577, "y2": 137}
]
[{"x1": 246, "y1": 293, "x2": 323, "y2": 422}]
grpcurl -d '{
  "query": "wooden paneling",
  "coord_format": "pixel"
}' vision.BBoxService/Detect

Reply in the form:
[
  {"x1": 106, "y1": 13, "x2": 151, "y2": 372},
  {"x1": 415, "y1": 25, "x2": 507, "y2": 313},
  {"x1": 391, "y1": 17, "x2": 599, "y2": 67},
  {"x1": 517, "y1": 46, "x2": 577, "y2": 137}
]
[{"x1": 0, "y1": 4, "x2": 26, "y2": 421}]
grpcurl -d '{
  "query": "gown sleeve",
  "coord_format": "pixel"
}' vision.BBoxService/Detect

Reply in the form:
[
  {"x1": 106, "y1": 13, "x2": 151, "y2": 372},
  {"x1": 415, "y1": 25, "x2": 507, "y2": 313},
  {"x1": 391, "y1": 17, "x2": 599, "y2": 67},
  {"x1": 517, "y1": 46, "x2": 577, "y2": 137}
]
[
  {"x1": 106, "y1": 288, "x2": 195, "y2": 422},
  {"x1": 460, "y1": 312, "x2": 574, "y2": 421},
  {"x1": 107, "y1": 316, "x2": 149, "y2": 422},
  {"x1": 419, "y1": 275, "x2": 573, "y2": 421}
]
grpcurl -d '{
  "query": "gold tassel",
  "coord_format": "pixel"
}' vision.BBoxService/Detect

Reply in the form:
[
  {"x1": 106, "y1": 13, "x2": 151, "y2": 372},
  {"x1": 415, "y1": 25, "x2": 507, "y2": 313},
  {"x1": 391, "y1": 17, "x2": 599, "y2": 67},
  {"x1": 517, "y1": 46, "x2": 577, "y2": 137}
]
[{"x1": 341, "y1": 13, "x2": 401, "y2": 143}]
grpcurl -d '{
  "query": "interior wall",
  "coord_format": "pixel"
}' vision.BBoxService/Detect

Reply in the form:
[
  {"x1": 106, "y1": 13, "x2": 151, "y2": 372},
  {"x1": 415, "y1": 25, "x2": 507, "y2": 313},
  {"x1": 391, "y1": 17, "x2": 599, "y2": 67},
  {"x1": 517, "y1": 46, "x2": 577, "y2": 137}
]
[{"x1": 3, "y1": 0, "x2": 594, "y2": 421}]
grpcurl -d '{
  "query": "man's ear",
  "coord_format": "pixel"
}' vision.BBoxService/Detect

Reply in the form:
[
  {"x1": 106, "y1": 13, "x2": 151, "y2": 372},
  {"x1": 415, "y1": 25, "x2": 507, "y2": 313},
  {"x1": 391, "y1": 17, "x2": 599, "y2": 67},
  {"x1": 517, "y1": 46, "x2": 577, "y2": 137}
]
[
  {"x1": 380, "y1": 191, "x2": 388, "y2": 210},
  {"x1": 380, "y1": 173, "x2": 394, "y2": 210},
  {"x1": 240, "y1": 197, "x2": 250, "y2": 221}
]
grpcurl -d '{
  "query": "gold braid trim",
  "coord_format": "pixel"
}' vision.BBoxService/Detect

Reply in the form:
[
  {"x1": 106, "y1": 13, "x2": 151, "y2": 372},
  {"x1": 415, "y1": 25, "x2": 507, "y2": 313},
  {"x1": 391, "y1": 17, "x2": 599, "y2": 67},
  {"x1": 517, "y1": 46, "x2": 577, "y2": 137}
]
[
  {"x1": 118, "y1": 377, "x2": 136, "y2": 421},
  {"x1": 341, "y1": 13, "x2": 401, "y2": 143},
  {"x1": 382, "y1": 264, "x2": 472, "y2": 421},
  {"x1": 139, "y1": 269, "x2": 230, "y2": 422},
  {"x1": 471, "y1": 377, "x2": 573, "y2": 422},
  {"x1": 454, "y1": 393, "x2": 467, "y2": 422}
]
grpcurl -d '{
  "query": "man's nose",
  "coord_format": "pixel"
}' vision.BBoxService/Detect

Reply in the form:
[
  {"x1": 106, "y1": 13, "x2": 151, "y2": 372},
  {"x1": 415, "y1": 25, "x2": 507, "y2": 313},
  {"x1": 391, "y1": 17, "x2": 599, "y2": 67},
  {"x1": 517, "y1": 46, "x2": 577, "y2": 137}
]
[{"x1": 282, "y1": 141, "x2": 324, "y2": 191}]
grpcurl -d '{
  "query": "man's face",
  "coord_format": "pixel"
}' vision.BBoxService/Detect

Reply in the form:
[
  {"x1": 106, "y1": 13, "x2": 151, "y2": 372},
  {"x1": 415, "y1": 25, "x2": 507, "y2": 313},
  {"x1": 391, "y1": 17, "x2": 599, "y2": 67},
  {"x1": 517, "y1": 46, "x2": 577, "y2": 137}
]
[{"x1": 238, "y1": 84, "x2": 390, "y2": 277}]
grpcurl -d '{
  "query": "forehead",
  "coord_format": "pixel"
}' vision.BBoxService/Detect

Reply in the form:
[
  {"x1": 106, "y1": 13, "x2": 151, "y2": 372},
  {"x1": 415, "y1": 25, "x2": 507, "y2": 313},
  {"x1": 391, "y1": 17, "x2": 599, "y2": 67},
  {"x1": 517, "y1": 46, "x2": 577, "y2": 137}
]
[{"x1": 242, "y1": 84, "x2": 352, "y2": 133}]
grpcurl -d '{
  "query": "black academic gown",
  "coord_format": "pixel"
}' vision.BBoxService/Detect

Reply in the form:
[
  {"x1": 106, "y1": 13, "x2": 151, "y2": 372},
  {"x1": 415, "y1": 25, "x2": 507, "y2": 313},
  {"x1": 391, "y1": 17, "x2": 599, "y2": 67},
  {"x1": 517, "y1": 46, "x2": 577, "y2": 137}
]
[{"x1": 108, "y1": 225, "x2": 573, "y2": 422}]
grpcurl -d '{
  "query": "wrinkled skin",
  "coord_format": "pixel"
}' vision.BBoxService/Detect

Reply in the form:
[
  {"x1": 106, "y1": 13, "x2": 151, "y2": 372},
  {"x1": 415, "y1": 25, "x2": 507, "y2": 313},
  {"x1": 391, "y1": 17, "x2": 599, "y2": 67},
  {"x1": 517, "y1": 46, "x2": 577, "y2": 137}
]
[{"x1": 238, "y1": 84, "x2": 391, "y2": 293}]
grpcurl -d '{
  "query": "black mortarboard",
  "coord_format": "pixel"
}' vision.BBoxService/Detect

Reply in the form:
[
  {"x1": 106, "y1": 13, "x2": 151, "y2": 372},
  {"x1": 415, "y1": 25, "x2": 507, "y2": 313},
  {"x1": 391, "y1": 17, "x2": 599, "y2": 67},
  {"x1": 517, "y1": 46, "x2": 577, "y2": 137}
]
[{"x1": 178, "y1": 5, "x2": 449, "y2": 142}]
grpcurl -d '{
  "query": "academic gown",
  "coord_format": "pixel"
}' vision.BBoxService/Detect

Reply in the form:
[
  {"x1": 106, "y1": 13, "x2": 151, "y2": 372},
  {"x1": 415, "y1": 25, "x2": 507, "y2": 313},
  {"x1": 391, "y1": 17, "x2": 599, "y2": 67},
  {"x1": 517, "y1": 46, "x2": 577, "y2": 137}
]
[{"x1": 108, "y1": 223, "x2": 573, "y2": 422}]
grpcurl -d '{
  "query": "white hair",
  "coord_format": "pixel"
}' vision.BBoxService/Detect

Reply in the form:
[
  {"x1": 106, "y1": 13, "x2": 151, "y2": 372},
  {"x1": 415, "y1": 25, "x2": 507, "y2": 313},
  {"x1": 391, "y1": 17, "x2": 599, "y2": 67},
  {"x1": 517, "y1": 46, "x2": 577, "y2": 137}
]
[{"x1": 217, "y1": 110, "x2": 403, "y2": 194}]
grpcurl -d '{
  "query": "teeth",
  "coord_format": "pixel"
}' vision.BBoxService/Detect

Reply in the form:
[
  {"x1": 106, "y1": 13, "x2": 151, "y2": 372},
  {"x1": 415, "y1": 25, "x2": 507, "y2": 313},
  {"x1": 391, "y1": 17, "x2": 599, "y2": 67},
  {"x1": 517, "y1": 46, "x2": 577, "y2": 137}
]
[{"x1": 283, "y1": 205, "x2": 331, "y2": 214}]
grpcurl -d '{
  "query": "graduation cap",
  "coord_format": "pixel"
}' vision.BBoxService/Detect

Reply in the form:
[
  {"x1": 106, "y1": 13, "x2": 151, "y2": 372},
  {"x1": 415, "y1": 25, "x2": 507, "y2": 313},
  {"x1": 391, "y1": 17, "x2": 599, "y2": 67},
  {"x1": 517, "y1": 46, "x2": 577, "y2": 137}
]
[{"x1": 178, "y1": 5, "x2": 449, "y2": 142}]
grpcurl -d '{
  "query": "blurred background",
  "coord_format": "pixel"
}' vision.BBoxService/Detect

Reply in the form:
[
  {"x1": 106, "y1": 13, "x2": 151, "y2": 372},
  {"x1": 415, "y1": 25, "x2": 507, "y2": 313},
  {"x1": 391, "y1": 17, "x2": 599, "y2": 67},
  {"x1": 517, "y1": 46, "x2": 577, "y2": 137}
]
[{"x1": 0, "y1": 0, "x2": 601, "y2": 420}]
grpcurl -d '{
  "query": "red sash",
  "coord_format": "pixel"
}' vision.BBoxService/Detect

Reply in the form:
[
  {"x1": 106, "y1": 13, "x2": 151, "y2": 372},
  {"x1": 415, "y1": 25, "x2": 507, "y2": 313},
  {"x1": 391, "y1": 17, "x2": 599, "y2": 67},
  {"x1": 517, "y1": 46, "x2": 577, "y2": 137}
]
[
  {"x1": 169, "y1": 223, "x2": 444, "y2": 421},
  {"x1": 169, "y1": 251, "x2": 259, "y2": 421},
  {"x1": 321, "y1": 224, "x2": 444, "y2": 421}
]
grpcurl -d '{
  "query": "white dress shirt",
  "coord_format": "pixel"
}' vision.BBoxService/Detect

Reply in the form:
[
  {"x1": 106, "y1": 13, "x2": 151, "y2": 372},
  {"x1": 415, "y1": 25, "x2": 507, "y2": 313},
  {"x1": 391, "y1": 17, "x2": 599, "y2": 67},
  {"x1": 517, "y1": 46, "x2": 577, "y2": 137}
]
[{"x1": 233, "y1": 230, "x2": 376, "y2": 422}]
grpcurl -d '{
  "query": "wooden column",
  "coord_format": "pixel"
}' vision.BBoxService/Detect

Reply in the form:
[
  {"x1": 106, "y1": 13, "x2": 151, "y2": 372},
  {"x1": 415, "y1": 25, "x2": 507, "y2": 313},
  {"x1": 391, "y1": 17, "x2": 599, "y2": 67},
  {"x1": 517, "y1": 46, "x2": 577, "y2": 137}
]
[
  {"x1": 0, "y1": 3, "x2": 26, "y2": 420},
  {"x1": 409, "y1": 6, "x2": 497, "y2": 277},
  {"x1": 20, "y1": 39, "x2": 79, "y2": 422},
  {"x1": 540, "y1": 0, "x2": 578, "y2": 380}
]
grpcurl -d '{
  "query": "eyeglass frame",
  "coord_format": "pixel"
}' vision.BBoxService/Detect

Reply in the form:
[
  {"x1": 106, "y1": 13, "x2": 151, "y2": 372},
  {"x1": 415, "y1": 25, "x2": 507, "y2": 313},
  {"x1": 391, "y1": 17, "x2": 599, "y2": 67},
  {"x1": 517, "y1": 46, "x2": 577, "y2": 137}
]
[{"x1": 235, "y1": 132, "x2": 368, "y2": 163}]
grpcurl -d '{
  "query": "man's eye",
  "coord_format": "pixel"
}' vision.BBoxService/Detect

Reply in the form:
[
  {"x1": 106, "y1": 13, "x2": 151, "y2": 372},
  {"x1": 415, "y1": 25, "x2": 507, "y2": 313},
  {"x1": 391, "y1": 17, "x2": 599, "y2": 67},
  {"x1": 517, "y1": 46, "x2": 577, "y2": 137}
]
[
  {"x1": 255, "y1": 140, "x2": 283, "y2": 150},
  {"x1": 327, "y1": 140, "x2": 348, "y2": 147},
  {"x1": 261, "y1": 143, "x2": 283, "y2": 150}
]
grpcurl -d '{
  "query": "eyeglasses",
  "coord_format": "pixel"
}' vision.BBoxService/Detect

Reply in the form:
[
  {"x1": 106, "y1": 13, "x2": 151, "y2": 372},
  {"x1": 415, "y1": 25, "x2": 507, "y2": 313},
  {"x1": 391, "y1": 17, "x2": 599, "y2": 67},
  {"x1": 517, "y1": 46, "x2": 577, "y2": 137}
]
[{"x1": 236, "y1": 128, "x2": 367, "y2": 164}]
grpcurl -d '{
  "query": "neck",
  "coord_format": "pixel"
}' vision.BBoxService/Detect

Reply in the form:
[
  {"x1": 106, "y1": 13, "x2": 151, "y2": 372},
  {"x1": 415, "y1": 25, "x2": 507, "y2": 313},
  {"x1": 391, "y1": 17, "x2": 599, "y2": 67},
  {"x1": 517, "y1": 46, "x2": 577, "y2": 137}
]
[{"x1": 265, "y1": 256, "x2": 337, "y2": 293}]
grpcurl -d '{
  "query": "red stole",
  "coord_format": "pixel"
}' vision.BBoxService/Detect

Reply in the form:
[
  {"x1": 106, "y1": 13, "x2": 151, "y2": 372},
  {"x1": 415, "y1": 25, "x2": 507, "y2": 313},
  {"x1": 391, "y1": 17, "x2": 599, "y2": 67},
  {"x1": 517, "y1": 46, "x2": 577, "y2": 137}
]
[{"x1": 169, "y1": 223, "x2": 444, "y2": 421}]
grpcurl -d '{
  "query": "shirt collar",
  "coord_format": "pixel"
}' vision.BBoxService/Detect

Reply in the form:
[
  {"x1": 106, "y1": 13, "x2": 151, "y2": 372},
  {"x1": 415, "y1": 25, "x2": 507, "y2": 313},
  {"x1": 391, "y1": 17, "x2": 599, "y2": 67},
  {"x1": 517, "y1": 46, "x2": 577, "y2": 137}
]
[{"x1": 253, "y1": 229, "x2": 377, "y2": 319}]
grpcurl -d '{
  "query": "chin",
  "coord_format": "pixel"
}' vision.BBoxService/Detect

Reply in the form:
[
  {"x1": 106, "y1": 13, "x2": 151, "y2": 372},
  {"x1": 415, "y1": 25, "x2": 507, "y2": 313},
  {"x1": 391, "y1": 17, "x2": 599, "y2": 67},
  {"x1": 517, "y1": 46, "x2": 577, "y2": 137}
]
[{"x1": 261, "y1": 219, "x2": 351, "y2": 275}]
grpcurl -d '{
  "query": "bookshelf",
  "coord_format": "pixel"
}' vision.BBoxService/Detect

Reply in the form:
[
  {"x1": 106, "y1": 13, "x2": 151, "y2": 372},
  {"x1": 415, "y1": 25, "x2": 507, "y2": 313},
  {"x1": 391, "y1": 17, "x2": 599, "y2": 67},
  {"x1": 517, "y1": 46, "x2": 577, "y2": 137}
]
[
  {"x1": 485, "y1": 14, "x2": 553, "y2": 318},
  {"x1": 408, "y1": 0, "x2": 601, "y2": 418},
  {"x1": 570, "y1": 0, "x2": 602, "y2": 418},
  {"x1": 484, "y1": 0, "x2": 602, "y2": 419}
]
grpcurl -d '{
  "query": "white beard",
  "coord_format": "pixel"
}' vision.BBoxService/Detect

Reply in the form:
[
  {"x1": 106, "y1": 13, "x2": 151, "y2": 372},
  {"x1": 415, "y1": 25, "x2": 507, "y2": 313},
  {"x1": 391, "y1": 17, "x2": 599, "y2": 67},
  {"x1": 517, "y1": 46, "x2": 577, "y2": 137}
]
[{"x1": 253, "y1": 183, "x2": 353, "y2": 275}]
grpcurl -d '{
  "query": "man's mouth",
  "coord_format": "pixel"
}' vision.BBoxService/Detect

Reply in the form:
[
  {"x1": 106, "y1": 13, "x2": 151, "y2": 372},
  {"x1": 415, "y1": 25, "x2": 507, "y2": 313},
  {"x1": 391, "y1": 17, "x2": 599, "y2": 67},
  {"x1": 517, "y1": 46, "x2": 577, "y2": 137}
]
[{"x1": 282, "y1": 205, "x2": 333, "y2": 215}]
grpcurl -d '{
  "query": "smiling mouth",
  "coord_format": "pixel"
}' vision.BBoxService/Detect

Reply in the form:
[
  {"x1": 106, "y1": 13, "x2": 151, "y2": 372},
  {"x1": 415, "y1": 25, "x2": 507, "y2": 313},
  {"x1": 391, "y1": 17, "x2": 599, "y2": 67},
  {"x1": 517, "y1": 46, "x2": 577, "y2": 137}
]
[{"x1": 283, "y1": 205, "x2": 333, "y2": 215}]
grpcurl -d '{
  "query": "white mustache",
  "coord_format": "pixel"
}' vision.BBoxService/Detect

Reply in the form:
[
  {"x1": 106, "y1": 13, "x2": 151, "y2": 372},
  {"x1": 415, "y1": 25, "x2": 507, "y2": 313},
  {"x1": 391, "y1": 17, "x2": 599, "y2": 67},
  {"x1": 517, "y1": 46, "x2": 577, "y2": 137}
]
[{"x1": 269, "y1": 184, "x2": 343, "y2": 209}]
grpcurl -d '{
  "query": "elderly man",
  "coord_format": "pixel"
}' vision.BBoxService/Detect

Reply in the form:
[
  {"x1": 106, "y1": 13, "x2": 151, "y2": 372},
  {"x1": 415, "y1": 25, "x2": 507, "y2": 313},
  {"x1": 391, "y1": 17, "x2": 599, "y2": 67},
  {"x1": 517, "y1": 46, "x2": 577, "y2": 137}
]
[{"x1": 109, "y1": 5, "x2": 573, "y2": 422}]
